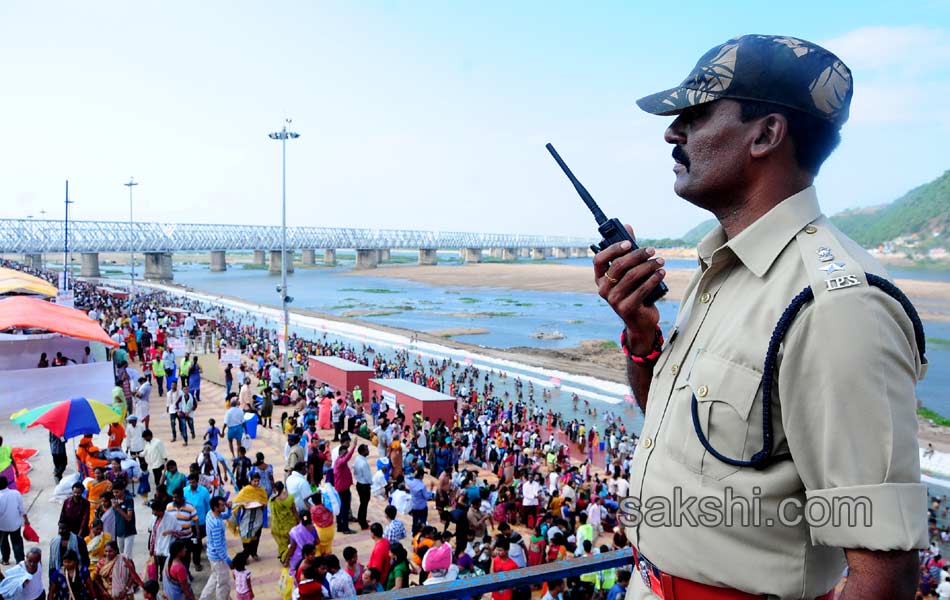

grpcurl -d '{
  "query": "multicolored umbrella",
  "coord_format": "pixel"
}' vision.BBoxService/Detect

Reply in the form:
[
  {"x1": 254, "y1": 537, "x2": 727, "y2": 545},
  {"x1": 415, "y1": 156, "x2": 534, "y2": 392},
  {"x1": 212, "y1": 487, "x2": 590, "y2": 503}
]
[
  {"x1": 10, "y1": 397, "x2": 120, "y2": 439},
  {"x1": 10, "y1": 401, "x2": 61, "y2": 428}
]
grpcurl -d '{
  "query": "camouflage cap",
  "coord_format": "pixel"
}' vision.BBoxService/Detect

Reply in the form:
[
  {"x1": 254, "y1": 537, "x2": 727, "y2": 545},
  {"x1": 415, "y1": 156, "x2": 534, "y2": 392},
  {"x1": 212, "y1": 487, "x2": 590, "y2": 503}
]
[{"x1": 636, "y1": 34, "x2": 853, "y2": 127}]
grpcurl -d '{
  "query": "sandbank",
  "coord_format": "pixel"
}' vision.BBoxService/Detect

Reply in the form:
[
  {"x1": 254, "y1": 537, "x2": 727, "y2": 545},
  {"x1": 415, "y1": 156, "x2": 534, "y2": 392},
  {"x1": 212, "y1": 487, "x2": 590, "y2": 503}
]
[
  {"x1": 428, "y1": 327, "x2": 491, "y2": 337},
  {"x1": 346, "y1": 263, "x2": 950, "y2": 318},
  {"x1": 347, "y1": 262, "x2": 695, "y2": 301},
  {"x1": 342, "y1": 308, "x2": 401, "y2": 317}
]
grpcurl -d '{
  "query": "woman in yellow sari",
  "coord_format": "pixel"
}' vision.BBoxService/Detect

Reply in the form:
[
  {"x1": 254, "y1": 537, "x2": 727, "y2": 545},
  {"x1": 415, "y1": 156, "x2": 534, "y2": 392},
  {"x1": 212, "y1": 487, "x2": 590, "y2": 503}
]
[
  {"x1": 268, "y1": 481, "x2": 298, "y2": 562},
  {"x1": 86, "y1": 467, "x2": 113, "y2": 528},
  {"x1": 229, "y1": 472, "x2": 268, "y2": 559},
  {"x1": 91, "y1": 541, "x2": 143, "y2": 600},
  {"x1": 85, "y1": 519, "x2": 111, "y2": 567}
]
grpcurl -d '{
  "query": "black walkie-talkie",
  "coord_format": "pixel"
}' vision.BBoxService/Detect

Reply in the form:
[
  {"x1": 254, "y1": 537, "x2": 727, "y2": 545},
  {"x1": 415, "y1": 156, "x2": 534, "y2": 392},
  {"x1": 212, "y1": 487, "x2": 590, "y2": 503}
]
[{"x1": 546, "y1": 143, "x2": 668, "y2": 307}]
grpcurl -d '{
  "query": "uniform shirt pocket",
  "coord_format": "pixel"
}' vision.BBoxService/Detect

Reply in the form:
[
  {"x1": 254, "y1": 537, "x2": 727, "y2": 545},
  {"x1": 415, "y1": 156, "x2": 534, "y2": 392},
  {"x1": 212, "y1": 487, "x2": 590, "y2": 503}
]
[{"x1": 678, "y1": 349, "x2": 761, "y2": 480}]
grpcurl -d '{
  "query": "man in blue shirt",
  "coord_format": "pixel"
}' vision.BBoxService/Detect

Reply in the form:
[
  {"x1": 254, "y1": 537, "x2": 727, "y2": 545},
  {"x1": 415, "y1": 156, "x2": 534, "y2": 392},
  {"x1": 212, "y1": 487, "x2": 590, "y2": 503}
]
[
  {"x1": 369, "y1": 394, "x2": 380, "y2": 426},
  {"x1": 405, "y1": 466, "x2": 433, "y2": 535},
  {"x1": 200, "y1": 496, "x2": 231, "y2": 600},
  {"x1": 605, "y1": 568, "x2": 630, "y2": 600},
  {"x1": 184, "y1": 474, "x2": 211, "y2": 571}
]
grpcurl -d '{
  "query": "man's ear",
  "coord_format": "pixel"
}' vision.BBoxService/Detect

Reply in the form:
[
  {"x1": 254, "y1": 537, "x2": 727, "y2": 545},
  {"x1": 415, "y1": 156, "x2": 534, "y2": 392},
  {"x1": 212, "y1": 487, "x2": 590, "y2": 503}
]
[{"x1": 749, "y1": 113, "x2": 788, "y2": 159}]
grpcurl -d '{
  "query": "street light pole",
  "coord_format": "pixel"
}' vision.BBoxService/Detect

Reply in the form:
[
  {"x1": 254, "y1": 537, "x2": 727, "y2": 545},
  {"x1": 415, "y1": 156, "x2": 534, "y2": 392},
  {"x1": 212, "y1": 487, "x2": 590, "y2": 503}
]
[
  {"x1": 64, "y1": 180, "x2": 73, "y2": 291},
  {"x1": 124, "y1": 177, "x2": 138, "y2": 296},
  {"x1": 39, "y1": 209, "x2": 46, "y2": 269},
  {"x1": 268, "y1": 120, "x2": 300, "y2": 377},
  {"x1": 26, "y1": 215, "x2": 33, "y2": 259}
]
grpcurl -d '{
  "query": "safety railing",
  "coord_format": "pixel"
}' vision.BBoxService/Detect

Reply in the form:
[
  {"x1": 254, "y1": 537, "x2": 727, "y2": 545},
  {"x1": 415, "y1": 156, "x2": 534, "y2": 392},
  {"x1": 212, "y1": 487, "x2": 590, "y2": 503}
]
[{"x1": 361, "y1": 548, "x2": 634, "y2": 599}]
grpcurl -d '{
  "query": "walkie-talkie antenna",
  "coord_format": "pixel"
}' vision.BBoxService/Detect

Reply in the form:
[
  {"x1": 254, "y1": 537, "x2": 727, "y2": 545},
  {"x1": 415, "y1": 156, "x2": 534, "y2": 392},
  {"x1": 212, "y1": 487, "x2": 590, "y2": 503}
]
[{"x1": 545, "y1": 143, "x2": 608, "y2": 225}]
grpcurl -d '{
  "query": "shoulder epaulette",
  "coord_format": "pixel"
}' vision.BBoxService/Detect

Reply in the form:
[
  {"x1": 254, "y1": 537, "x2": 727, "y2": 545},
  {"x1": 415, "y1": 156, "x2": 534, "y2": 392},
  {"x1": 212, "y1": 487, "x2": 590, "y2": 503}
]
[{"x1": 793, "y1": 216, "x2": 867, "y2": 301}]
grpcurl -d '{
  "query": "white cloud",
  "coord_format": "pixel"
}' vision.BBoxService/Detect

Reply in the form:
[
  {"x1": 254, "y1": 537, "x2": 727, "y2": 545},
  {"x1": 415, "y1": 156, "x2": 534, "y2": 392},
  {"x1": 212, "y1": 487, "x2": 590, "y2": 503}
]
[
  {"x1": 847, "y1": 81, "x2": 950, "y2": 126},
  {"x1": 821, "y1": 26, "x2": 950, "y2": 73},
  {"x1": 820, "y1": 26, "x2": 950, "y2": 127}
]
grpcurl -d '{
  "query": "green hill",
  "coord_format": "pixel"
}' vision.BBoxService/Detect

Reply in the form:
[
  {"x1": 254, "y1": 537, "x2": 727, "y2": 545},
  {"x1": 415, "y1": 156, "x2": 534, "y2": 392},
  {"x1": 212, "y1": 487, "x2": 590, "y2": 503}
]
[
  {"x1": 640, "y1": 217, "x2": 716, "y2": 248},
  {"x1": 681, "y1": 218, "x2": 717, "y2": 245},
  {"x1": 671, "y1": 171, "x2": 949, "y2": 252},
  {"x1": 831, "y1": 170, "x2": 950, "y2": 249}
]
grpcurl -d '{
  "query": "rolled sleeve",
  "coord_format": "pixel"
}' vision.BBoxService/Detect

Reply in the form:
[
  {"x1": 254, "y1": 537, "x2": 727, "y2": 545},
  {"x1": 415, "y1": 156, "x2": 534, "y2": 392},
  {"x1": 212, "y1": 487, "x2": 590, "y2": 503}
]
[
  {"x1": 805, "y1": 482, "x2": 927, "y2": 550},
  {"x1": 780, "y1": 288, "x2": 927, "y2": 551}
]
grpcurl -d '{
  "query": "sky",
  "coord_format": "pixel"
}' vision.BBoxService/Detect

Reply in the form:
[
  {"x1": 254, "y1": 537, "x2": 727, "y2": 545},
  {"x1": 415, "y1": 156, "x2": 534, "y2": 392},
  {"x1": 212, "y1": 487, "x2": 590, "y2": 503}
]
[{"x1": 0, "y1": 1, "x2": 947, "y2": 239}]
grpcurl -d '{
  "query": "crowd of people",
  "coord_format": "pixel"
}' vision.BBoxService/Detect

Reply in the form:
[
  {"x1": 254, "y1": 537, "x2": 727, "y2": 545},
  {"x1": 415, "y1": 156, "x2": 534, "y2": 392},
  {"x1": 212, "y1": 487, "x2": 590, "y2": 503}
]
[
  {"x1": 0, "y1": 259, "x2": 640, "y2": 599},
  {"x1": 1, "y1": 255, "x2": 949, "y2": 598}
]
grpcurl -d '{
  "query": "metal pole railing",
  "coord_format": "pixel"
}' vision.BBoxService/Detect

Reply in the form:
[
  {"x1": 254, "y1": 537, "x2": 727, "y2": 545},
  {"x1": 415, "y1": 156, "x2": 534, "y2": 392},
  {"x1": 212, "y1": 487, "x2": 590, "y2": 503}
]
[{"x1": 360, "y1": 548, "x2": 634, "y2": 600}]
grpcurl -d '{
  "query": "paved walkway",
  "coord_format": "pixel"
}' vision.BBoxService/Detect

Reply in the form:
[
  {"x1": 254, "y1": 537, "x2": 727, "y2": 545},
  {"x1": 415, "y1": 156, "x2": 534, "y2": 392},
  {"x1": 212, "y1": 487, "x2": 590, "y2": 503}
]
[
  {"x1": 6, "y1": 357, "x2": 613, "y2": 599},
  {"x1": 148, "y1": 370, "x2": 417, "y2": 597}
]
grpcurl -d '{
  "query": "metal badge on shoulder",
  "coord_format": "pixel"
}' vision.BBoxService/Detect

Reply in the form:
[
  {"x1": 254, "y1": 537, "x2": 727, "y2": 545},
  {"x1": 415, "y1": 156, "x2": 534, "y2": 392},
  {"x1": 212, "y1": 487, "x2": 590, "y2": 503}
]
[
  {"x1": 816, "y1": 247, "x2": 834, "y2": 262},
  {"x1": 825, "y1": 274, "x2": 861, "y2": 291},
  {"x1": 819, "y1": 262, "x2": 846, "y2": 273}
]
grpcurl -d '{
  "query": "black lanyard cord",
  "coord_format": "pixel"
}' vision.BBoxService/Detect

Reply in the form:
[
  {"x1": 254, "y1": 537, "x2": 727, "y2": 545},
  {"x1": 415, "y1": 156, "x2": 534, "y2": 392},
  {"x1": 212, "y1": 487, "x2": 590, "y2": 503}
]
[{"x1": 691, "y1": 274, "x2": 926, "y2": 471}]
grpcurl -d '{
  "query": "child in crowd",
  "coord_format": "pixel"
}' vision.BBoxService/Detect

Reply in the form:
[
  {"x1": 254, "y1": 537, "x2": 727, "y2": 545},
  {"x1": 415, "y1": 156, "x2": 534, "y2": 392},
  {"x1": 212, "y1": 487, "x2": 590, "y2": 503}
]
[
  {"x1": 233, "y1": 446, "x2": 251, "y2": 490},
  {"x1": 232, "y1": 552, "x2": 254, "y2": 600},
  {"x1": 204, "y1": 418, "x2": 221, "y2": 451}
]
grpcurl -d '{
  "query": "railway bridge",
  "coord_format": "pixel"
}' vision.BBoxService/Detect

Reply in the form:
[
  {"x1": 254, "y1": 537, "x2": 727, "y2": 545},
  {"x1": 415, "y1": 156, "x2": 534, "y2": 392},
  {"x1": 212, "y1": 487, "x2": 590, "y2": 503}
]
[{"x1": 1, "y1": 219, "x2": 592, "y2": 280}]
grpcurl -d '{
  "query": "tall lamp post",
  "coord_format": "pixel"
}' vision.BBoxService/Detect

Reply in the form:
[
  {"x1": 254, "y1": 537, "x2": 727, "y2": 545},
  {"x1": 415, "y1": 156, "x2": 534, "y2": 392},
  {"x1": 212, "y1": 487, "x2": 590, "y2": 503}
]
[
  {"x1": 26, "y1": 215, "x2": 33, "y2": 263},
  {"x1": 39, "y1": 209, "x2": 46, "y2": 269},
  {"x1": 64, "y1": 181, "x2": 73, "y2": 291},
  {"x1": 124, "y1": 177, "x2": 139, "y2": 296},
  {"x1": 268, "y1": 120, "x2": 300, "y2": 377}
]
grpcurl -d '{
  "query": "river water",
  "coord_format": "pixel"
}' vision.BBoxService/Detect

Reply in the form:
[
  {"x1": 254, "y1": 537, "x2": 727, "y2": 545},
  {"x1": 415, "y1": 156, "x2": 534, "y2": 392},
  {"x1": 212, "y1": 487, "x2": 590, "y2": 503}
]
[{"x1": 78, "y1": 251, "x2": 950, "y2": 418}]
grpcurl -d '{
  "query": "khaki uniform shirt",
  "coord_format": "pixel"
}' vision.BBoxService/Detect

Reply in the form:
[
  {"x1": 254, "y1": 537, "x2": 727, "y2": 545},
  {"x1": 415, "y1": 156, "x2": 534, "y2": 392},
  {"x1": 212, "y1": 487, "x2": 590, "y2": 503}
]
[{"x1": 626, "y1": 187, "x2": 927, "y2": 600}]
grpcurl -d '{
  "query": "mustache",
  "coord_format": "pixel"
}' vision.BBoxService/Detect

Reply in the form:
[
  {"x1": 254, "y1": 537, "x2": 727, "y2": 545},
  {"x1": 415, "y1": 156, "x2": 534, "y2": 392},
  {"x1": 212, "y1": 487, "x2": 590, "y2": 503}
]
[{"x1": 672, "y1": 146, "x2": 690, "y2": 169}]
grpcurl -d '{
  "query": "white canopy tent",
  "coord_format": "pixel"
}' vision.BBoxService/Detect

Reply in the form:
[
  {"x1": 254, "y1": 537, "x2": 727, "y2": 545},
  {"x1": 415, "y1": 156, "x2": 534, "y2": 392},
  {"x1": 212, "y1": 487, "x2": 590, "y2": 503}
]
[{"x1": 0, "y1": 333, "x2": 116, "y2": 413}]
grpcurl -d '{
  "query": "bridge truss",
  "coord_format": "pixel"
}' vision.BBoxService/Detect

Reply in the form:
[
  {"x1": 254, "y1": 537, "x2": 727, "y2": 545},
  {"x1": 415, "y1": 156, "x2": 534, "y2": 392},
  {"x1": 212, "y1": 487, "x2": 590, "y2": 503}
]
[{"x1": 0, "y1": 219, "x2": 592, "y2": 254}]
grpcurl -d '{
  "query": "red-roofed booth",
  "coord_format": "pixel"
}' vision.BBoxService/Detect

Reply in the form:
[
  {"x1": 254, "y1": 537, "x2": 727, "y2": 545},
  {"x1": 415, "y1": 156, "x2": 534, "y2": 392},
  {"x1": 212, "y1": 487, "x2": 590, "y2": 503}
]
[
  {"x1": 369, "y1": 378, "x2": 457, "y2": 425},
  {"x1": 308, "y1": 356, "x2": 375, "y2": 394}
]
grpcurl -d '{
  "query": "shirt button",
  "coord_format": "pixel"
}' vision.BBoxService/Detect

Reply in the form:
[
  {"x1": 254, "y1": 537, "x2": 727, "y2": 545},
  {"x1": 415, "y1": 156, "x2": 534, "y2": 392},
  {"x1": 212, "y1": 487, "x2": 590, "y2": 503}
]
[
  {"x1": 641, "y1": 437, "x2": 653, "y2": 449},
  {"x1": 700, "y1": 292, "x2": 712, "y2": 304},
  {"x1": 670, "y1": 364, "x2": 679, "y2": 376},
  {"x1": 804, "y1": 225, "x2": 818, "y2": 234},
  {"x1": 697, "y1": 385, "x2": 709, "y2": 398}
]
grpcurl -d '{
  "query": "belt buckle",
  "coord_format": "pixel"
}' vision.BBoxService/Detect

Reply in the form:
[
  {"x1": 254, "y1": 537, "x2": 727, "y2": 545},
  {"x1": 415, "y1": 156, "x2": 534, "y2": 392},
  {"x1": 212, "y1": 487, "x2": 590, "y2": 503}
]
[{"x1": 638, "y1": 555, "x2": 665, "y2": 599}]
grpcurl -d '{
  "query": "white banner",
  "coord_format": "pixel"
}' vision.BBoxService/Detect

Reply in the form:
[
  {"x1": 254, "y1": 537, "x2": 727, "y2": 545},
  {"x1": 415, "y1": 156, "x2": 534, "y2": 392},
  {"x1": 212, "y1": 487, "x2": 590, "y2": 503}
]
[
  {"x1": 219, "y1": 348, "x2": 242, "y2": 366},
  {"x1": 168, "y1": 337, "x2": 186, "y2": 354},
  {"x1": 381, "y1": 390, "x2": 397, "y2": 412},
  {"x1": 277, "y1": 312, "x2": 288, "y2": 356},
  {"x1": 0, "y1": 362, "x2": 116, "y2": 414},
  {"x1": 54, "y1": 291, "x2": 75, "y2": 308}
]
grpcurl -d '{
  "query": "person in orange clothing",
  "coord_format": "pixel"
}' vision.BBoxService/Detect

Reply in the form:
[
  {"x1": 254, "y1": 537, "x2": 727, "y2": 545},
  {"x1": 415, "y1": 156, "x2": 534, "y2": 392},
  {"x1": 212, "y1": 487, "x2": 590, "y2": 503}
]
[
  {"x1": 107, "y1": 422, "x2": 126, "y2": 450},
  {"x1": 125, "y1": 329, "x2": 138, "y2": 363},
  {"x1": 86, "y1": 466, "x2": 113, "y2": 528},
  {"x1": 77, "y1": 435, "x2": 110, "y2": 472}
]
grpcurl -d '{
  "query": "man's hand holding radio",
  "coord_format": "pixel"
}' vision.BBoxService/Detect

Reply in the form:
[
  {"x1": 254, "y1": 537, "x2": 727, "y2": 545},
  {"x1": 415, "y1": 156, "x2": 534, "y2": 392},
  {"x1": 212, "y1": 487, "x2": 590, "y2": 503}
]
[{"x1": 593, "y1": 224, "x2": 665, "y2": 356}]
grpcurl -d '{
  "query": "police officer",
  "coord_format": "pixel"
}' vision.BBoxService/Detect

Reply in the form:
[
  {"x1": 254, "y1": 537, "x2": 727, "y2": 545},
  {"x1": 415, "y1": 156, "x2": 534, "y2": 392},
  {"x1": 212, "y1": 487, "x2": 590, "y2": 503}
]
[{"x1": 596, "y1": 35, "x2": 927, "y2": 599}]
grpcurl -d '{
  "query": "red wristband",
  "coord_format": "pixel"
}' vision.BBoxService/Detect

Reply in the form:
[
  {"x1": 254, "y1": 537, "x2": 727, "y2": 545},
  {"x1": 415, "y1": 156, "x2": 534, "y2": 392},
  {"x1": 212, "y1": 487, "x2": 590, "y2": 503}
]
[{"x1": 620, "y1": 326, "x2": 664, "y2": 364}]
